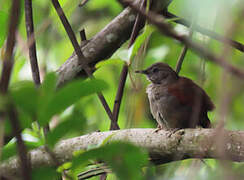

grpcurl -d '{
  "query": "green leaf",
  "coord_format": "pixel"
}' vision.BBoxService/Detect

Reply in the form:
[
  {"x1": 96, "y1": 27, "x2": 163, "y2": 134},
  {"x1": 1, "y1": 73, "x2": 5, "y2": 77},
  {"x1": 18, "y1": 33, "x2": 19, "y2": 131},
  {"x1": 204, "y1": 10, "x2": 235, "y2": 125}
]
[
  {"x1": 95, "y1": 58, "x2": 125, "y2": 68},
  {"x1": 12, "y1": 57, "x2": 26, "y2": 82},
  {"x1": 72, "y1": 142, "x2": 149, "y2": 180},
  {"x1": 40, "y1": 72, "x2": 57, "y2": 95},
  {"x1": 57, "y1": 162, "x2": 72, "y2": 173},
  {"x1": 32, "y1": 167, "x2": 60, "y2": 180},
  {"x1": 1, "y1": 141, "x2": 41, "y2": 161},
  {"x1": 86, "y1": 0, "x2": 122, "y2": 15},
  {"x1": 46, "y1": 112, "x2": 86, "y2": 147},
  {"x1": 10, "y1": 81, "x2": 38, "y2": 117},
  {"x1": 38, "y1": 73, "x2": 57, "y2": 122},
  {"x1": 129, "y1": 25, "x2": 155, "y2": 62},
  {"x1": 37, "y1": 79, "x2": 108, "y2": 126},
  {"x1": 0, "y1": 10, "x2": 8, "y2": 47}
]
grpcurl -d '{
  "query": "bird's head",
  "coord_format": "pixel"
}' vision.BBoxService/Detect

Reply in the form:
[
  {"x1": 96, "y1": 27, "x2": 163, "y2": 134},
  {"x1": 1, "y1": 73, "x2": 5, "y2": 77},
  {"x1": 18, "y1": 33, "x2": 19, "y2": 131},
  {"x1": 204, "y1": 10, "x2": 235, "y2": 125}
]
[{"x1": 135, "y1": 62, "x2": 178, "y2": 85}]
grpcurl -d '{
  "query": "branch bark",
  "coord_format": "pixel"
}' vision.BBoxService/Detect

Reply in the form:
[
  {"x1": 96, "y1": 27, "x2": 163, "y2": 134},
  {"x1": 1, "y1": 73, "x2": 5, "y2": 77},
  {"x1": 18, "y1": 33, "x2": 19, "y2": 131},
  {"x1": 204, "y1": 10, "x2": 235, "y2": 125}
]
[
  {"x1": 56, "y1": 0, "x2": 170, "y2": 86},
  {"x1": 56, "y1": 4, "x2": 137, "y2": 86},
  {"x1": 1, "y1": 128, "x2": 244, "y2": 179}
]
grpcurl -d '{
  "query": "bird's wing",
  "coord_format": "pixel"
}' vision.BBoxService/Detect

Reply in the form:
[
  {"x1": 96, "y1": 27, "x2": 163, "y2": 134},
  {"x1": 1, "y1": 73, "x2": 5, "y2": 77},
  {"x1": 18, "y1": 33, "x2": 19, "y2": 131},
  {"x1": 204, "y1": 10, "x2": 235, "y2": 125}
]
[{"x1": 167, "y1": 77, "x2": 215, "y2": 111}]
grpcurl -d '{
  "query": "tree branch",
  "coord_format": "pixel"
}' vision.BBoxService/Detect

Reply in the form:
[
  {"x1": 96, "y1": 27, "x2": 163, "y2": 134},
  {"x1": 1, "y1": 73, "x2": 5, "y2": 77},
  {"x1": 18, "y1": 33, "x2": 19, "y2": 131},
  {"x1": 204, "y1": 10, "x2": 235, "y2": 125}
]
[
  {"x1": 163, "y1": 11, "x2": 244, "y2": 53},
  {"x1": 56, "y1": 0, "x2": 169, "y2": 86},
  {"x1": 118, "y1": 0, "x2": 244, "y2": 79},
  {"x1": 1, "y1": 128, "x2": 244, "y2": 179}
]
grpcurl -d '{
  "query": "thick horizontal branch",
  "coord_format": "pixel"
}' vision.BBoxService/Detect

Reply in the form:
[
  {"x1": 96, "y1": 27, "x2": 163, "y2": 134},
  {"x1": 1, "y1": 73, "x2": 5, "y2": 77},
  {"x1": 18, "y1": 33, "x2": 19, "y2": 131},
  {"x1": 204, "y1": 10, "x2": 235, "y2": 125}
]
[
  {"x1": 56, "y1": 3, "x2": 138, "y2": 86},
  {"x1": 56, "y1": 0, "x2": 170, "y2": 86},
  {"x1": 1, "y1": 128, "x2": 244, "y2": 179}
]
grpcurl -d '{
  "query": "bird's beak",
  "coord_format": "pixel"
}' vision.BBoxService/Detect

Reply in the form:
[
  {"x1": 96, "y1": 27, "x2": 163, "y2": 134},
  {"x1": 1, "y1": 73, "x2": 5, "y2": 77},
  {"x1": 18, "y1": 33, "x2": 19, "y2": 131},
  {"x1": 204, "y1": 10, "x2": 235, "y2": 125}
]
[{"x1": 135, "y1": 70, "x2": 147, "y2": 74}]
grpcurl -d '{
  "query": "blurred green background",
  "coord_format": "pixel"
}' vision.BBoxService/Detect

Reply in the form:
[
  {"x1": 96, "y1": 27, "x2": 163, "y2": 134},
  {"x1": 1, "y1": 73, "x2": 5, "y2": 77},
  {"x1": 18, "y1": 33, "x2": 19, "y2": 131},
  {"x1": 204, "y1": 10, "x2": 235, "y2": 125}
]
[{"x1": 1, "y1": 0, "x2": 244, "y2": 179}]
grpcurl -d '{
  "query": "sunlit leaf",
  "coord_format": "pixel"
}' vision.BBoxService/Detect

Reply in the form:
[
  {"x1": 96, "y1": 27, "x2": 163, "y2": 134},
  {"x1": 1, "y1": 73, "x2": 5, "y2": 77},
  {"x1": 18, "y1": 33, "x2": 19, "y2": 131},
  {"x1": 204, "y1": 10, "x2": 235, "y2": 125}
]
[
  {"x1": 40, "y1": 72, "x2": 57, "y2": 95},
  {"x1": 95, "y1": 59, "x2": 125, "y2": 68},
  {"x1": 0, "y1": 11, "x2": 8, "y2": 47},
  {"x1": 129, "y1": 25, "x2": 155, "y2": 63},
  {"x1": 38, "y1": 73, "x2": 57, "y2": 122},
  {"x1": 10, "y1": 81, "x2": 38, "y2": 117},
  {"x1": 1, "y1": 141, "x2": 41, "y2": 161},
  {"x1": 37, "y1": 79, "x2": 108, "y2": 126},
  {"x1": 86, "y1": 0, "x2": 122, "y2": 15}
]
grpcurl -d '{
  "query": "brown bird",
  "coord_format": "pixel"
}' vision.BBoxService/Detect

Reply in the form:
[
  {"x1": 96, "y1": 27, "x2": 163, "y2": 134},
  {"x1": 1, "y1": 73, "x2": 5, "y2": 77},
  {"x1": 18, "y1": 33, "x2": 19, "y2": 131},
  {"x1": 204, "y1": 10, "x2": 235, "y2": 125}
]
[{"x1": 135, "y1": 62, "x2": 214, "y2": 131}]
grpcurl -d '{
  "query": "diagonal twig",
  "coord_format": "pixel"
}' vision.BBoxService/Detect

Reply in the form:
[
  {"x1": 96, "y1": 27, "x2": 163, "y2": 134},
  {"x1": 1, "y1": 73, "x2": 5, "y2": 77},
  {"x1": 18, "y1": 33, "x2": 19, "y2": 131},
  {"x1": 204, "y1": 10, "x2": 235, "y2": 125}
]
[
  {"x1": 163, "y1": 11, "x2": 244, "y2": 53},
  {"x1": 80, "y1": 29, "x2": 87, "y2": 42},
  {"x1": 110, "y1": 64, "x2": 128, "y2": 130},
  {"x1": 128, "y1": 0, "x2": 146, "y2": 48},
  {"x1": 51, "y1": 0, "x2": 115, "y2": 123},
  {"x1": 118, "y1": 0, "x2": 244, "y2": 79},
  {"x1": 175, "y1": 19, "x2": 194, "y2": 74},
  {"x1": 24, "y1": 0, "x2": 51, "y2": 135},
  {"x1": 8, "y1": 106, "x2": 32, "y2": 180},
  {"x1": 0, "y1": 1, "x2": 31, "y2": 179},
  {"x1": 0, "y1": 1, "x2": 20, "y2": 93},
  {"x1": 24, "y1": 0, "x2": 41, "y2": 86},
  {"x1": 110, "y1": 0, "x2": 146, "y2": 130}
]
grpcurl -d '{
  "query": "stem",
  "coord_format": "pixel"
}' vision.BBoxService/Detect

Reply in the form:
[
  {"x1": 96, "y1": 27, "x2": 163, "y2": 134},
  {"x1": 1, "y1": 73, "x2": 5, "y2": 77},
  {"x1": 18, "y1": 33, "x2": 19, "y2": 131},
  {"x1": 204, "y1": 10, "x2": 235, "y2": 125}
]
[
  {"x1": 51, "y1": 0, "x2": 114, "y2": 122},
  {"x1": 24, "y1": 0, "x2": 41, "y2": 86}
]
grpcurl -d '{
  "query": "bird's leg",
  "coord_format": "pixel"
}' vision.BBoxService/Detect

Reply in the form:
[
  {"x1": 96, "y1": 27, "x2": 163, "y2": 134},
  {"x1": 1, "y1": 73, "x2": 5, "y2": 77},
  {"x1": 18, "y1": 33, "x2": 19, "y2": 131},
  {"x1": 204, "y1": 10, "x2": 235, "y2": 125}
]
[
  {"x1": 154, "y1": 124, "x2": 163, "y2": 133},
  {"x1": 166, "y1": 128, "x2": 181, "y2": 137}
]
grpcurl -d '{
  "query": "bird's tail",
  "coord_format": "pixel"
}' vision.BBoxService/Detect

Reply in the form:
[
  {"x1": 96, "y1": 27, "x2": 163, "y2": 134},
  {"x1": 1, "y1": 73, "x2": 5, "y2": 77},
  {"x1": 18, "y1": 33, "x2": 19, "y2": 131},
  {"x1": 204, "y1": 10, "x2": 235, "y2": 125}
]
[{"x1": 201, "y1": 114, "x2": 211, "y2": 128}]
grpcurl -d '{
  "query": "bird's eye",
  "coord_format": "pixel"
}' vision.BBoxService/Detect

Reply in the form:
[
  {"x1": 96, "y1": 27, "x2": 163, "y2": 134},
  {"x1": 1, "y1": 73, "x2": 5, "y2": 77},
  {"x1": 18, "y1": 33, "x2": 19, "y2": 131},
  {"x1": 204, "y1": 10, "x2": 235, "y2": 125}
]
[{"x1": 152, "y1": 68, "x2": 159, "y2": 73}]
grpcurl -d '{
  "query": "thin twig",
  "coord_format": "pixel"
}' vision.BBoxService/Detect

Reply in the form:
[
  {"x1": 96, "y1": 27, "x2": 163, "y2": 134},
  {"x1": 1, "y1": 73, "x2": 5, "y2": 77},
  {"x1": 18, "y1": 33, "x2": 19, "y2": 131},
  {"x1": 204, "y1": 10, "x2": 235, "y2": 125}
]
[
  {"x1": 80, "y1": 29, "x2": 87, "y2": 41},
  {"x1": 24, "y1": 0, "x2": 41, "y2": 86},
  {"x1": 8, "y1": 106, "x2": 31, "y2": 180},
  {"x1": 175, "y1": 46, "x2": 188, "y2": 74},
  {"x1": 0, "y1": 0, "x2": 20, "y2": 93},
  {"x1": 51, "y1": 0, "x2": 115, "y2": 123},
  {"x1": 175, "y1": 20, "x2": 194, "y2": 74},
  {"x1": 163, "y1": 11, "x2": 244, "y2": 53},
  {"x1": 128, "y1": 0, "x2": 146, "y2": 48},
  {"x1": 118, "y1": 0, "x2": 244, "y2": 79},
  {"x1": 110, "y1": 64, "x2": 128, "y2": 130},
  {"x1": 0, "y1": 0, "x2": 22, "y2": 153},
  {"x1": 78, "y1": 0, "x2": 90, "y2": 7},
  {"x1": 110, "y1": 0, "x2": 146, "y2": 130},
  {"x1": 0, "y1": 1, "x2": 32, "y2": 178},
  {"x1": 24, "y1": 0, "x2": 51, "y2": 135},
  {"x1": 0, "y1": 1, "x2": 32, "y2": 179}
]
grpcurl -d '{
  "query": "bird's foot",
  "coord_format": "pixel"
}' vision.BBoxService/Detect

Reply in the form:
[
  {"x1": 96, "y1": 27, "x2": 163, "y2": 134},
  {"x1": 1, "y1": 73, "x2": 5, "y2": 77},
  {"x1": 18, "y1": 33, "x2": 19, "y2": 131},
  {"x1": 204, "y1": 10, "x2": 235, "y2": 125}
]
[
  {"x1": 154, "y1": 125, "x2": 163, "y2": 133},
  {"x1": 166, "y1": 128, "x2": 181, "y2": 137}
]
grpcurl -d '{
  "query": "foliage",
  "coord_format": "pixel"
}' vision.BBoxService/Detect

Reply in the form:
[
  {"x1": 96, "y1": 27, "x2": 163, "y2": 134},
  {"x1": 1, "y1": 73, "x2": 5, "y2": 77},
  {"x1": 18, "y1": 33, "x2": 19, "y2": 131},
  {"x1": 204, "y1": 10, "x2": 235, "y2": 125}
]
[{"x1": 1, "y1": 0, "x2": 244, "y2": 179}]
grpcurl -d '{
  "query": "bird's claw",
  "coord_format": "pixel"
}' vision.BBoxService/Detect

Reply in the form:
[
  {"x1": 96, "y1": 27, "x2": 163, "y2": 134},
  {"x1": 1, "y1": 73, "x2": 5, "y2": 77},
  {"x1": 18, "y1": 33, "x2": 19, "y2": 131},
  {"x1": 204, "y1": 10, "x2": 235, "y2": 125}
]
[
  {"x1": 154, "y1": 125, "x2": 163, "y2": 133},
  {"x1": 166, "y1": 128, "x2": 180, "y2": 137}
]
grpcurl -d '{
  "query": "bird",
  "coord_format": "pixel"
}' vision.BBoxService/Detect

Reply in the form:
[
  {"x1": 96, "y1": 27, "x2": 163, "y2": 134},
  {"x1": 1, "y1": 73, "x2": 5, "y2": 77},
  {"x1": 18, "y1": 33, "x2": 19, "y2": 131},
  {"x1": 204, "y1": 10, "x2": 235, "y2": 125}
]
[{"x1": 135, "y1": 62, "x2": 214, "y2": 131}]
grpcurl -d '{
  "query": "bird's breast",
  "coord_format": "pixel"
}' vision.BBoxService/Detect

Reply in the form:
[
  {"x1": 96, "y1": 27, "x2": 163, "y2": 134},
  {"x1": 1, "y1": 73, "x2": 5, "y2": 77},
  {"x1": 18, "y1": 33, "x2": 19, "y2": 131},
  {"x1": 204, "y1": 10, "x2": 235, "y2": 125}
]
[{"x1": 146, "y1": 83, "x2": 168, "y2": 100}]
